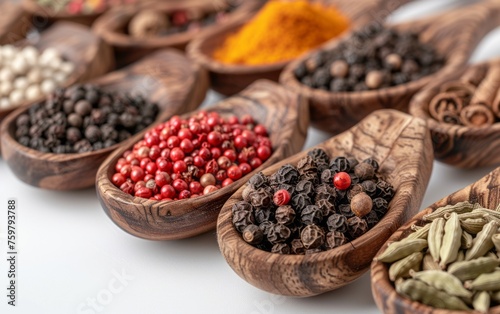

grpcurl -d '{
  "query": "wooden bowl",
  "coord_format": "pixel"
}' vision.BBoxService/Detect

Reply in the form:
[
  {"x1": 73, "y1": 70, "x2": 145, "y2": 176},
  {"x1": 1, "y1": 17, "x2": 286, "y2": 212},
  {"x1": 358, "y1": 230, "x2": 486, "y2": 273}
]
[
  {"x1": 93, "y1": 0, "x2": 261, "y2": 68},
  {"x1": 371, "y1": 166, "x2": 500, "y2": 313},
  {"x1": 187, "y1": 0, "x2": 413, "y2": 96},
  {"x1": 217, "y1": 109, "x2": 433, "y2": 296},
  {"x1": 410, "y1": 60, "x2": 500, "y2": 168},
  {"x1": 280, "y1": 0, "x2": 500, "y2": 134},
  {"x1": 0, "y1": 21, "x2": 114, "y2": 125},
  {"x1": 95, "y1": 80, "x2": 309, "y2": 240},
  {"x1": 0, "y1": 49, "x2": 208, "y2": 190},
  {"x1": 21, "y1": 0, "x2": 106, "y2": 26},
  {"x1": 0, "y1": 0, "x2": 31, "y2": 44}
]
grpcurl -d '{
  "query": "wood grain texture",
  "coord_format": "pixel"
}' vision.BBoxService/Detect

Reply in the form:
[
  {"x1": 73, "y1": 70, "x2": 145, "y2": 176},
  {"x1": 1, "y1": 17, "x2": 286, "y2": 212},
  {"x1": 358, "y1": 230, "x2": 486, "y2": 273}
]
[
  {"x1": 217, "y1": 109, "x2": 433, "y2": 296},
  {"x1": 92, "y1": 0, "x2": 262, "y2": 68},
  {"x1": 0, "y1": 49, "x2": 208, "y2": 190},
  {"x1": 21, "y1": 0, "x2": 103, "y2": 26},
  {"x1": 0, "y1": 0, "x2": 31, "y2": 44},
  {"x1": 371, "y1": 167, "x2": 500, "y2": 314},
  {"x1": 187, "y1": 0, "x2": 412, "y2": 96},
  {"x1": 410, "y1": 60, "x2": 500, "y2": 168},
  {"x1": 0, "y1": 21, "x2": 114, "y2": 122},
  {"x1": 280, "y1": 0, "x2": 500, "y2": 134},
  {"x1": 95, "y1": 80, "x2": 309, "y2": 240}
]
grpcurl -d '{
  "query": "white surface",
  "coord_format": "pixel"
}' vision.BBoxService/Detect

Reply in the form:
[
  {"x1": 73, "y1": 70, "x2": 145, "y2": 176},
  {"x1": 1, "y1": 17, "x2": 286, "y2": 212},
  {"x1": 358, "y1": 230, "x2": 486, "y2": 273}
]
[{"x1": 1, "y1": 1, "x2": 499, "y2": 313}]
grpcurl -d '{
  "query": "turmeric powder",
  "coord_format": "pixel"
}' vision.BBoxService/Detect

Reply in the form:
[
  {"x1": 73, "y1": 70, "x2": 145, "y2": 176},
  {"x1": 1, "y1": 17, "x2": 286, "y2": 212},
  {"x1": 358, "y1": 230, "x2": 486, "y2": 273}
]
[{"x1": 213, "y1": 0, "x2": 350, "y2": 65}]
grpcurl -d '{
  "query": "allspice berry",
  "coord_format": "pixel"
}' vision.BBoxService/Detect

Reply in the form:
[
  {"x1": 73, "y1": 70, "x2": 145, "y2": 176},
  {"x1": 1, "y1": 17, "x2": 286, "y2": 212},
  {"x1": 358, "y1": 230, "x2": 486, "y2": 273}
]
[
  {"x1": 385, "y1": 53, "x2": 402, "y2": 70},
  {"x1": 129, "y1": 10, "x2": 169, "y2": 37},
  {"x1": 330, "y1": 60, "x2": 349, "y2": 78},
  {"x1": 350, "y1": 192, "x2": 373, "y2": 218},
  {"x1": 365, "y1": 70, "x2": 384, "y2": 89}
]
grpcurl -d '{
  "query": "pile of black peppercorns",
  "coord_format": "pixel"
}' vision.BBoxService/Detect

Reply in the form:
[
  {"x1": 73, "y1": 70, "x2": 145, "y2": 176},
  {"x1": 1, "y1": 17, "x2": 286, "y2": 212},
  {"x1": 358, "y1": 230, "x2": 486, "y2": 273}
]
[
  {"x1": 232, "y1": 148, "x2": 395, "y2": 255},
  {"x1": 15, "y1": 84, "x2": 159, "y2": 154},
  {"x1": 293, "y1": 23, "x2": 444, "y2": 92}
]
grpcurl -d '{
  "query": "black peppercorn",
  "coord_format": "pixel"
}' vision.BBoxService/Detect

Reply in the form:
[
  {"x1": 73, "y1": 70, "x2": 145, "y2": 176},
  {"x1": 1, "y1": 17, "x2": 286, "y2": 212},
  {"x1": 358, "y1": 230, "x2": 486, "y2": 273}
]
[
  {"x1": 242, "y1": 224, "x2": 264, "y2": 245},
  {"x1": 275, "y1": 205, "x2": 295, "y2": 225},
  {"x1": 233, "y1": 209, "x2": 255, "y2": 233},
  {"x1": 267, "y1": 224, "x2": 291, "y2": 244},
  {"x1": 347, "y1": 216, "x2": 369, "y2": 239},
  {"x1": 271, "y1": 243, "x2": 290, "y2": 254},
  {"x1": 326, "y1": 214, "x2": 348, "y2": 233},
  {"x1": 325, "y1": 231, "x2": 348, "y2": 249},
  {"x1": 300, "y1": 224, "x2": 325, "y2": 249},
  {"x1": 301, "y1": 205, "x2": 323, "y2": 225}
]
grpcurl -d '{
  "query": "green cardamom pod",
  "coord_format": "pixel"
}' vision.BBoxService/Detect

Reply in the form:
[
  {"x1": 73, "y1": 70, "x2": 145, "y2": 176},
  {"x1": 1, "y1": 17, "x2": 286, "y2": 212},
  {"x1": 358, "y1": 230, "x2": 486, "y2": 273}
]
[
  {"x1": 460, "y1": 217, "x2": 488, "y2": 234},
  {"x1": 406, "y1": 223, "x2": 431, "y2": 240},
  {"x1": 460, "y1": 231, "x2": 473, "y2": 249},
  {"x1": 456, "y1": 249, "x2": 465, "y2": 262},
  {"x1": 492, "y1": 234, "x2": 500, "y2": 252},
  {"x1": 397, "y1": 279, "x2": 470, "y2": 311},
  {"x1": 439, "y1": 212, "x2": 462, "y2": 269},
  {"x1": 428, "y1": 217, "x2": 445, "y2": 262},
  {"x1": 388, "y1": 251, "x2": 423, "y2": 281},
  {"x1": 472, "y1": 291, "x2": 490, "y2": 313},
  {"x1": 410, "y1": 269, "x2": 472, "y2": 298},
  {"x1": 423, "y1": 202, "x2": 474, "y2": 221},
  {"x1": 465, "y1": 269, "x2": 500, "y2": 290},
  {"x1": 375, "y1": 238, "x2": 428, "y2": 263},
  {"x1": 422, "y1": 252, "x2": 440, "y2": 270},
  {"x1": 448, "y1": 256, "x2": 500, "y2": 281},
  {"x1": 465, "y1": 220, "x2": 498, "y2": 261},
  {"x1": 475, "y1": 208, "x2": 500, "y2": 220}
]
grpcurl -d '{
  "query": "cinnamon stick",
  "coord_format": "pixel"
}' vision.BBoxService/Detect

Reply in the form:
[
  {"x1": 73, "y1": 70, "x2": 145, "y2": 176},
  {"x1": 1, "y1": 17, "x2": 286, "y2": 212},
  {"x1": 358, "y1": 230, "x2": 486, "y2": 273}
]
[
  {"x1": 459, "y1": 104, "x2": 495, "y2": 127},
  {"x1": 428, "y1": 92, "x2": 464, "y2": 120},
  {"x1": 470, "y1": 63, "x2": 500, "y2": 108},
  {"x1": 460, "y1": 63, "x2": 488, "y2": 87},
  {"x1": 440, "y1": 81, "x2": 475, "y2": 102},
  {"x1": 492, "y1": 89, "x2": 500, "y2": 119},
  {"x1": 438, "y1": 110, "x2": 461, "y2": 125}
]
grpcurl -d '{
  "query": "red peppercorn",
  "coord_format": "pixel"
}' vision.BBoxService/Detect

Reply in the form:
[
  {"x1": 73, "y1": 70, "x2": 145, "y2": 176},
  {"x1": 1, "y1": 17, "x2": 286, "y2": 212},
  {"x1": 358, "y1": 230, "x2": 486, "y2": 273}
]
[
  {"x1": 170, "y1": 147, "x2": 185, "y2": 162},
  {"x1": 215, "y1": 170, "x2": 227, "y2": 182},
  {"x1": 145, "y1": 134, "x2": 159, "y2": 146},
  {"x1": 193, "y1": 156, "x2": 205, "y2": 167},
  {"x1": 227, "y1": 116, "x2": 239, "y2": 125},
  {"x1": 145, "y1": 162, "x2": 157, "y2": 174},
  {"x1": 333, "y1": 172, "x2": 351, "y2": 190},
  {"x1": 180, "y1": 139, "x2": 194, "y2": 153},
  {"x1": 239, "y1": 162, "x2": 252, "y2": 175},
  {"x1": 223, "y1": 149, "x2": 237, "y2": 162},
  {"x1": 257, "y1": 146, "x2": 272, "y2": 161},
  {"x1": 144, "y1": 174, "x2": 154, "y2": 182},
  {"x1": 189, "y1": 122, "x2": 201, "y2": 134},
  {"x1": 166, "y1": 136, "x2": 180, "y2": 148},
  {"x1": 227, "y1": 165, "x2": 242, "y2": 180},
  {"x1": 249, "y1": 157, "x2": 262, "y2": 169},
  {"x1": 112, "y1": 173, "x2": 126, "y2": 186},
  {"x1": 234, "y1": 135, "x2": 248, "y2": 150},
  {"x1": 156, "y1": 158, "x2": 172, "y2": 172},
  {"x1": 120, "y1": 165, "x2": 132, "y2": 178},
  {"x1": 217, "y1": 156, "x2": 232, "y2": 170},
  {"x1": 210, "y1": 147, "x2": 221, "y2": 159},
  {"x1": 130, "y1": 166, "x2": 144, "y2": 182},
  {"x1": 198, "y1": 147, "x2": 211, "y2": 160},
  {"x1": 203, "y1": 185, "x2": 218, "y2": 195},
  {"x1": 241, "y1": 130, "x2": 256, "y2": 145},
  {"x1": 189, "y1": 181, "x2": 203, "y2": 194},
  {"x1": 135, "y1": 187, "x2": 152, "y2": 198},
  {"x1": 207, "y1": 131, "x2": 222, "y2": 146},
  {"x1": 205, "y1": 160, "x2": 219, "y2": 174},
  {"x1": 155, "y1": 172, "x2": 171, "y2": 187},
  {"x1": 273, "y1": 189, "x2": 291, "y2": 206},
  {"x1": 222, "y1": 178, "x2": 233, "y2": 187},
  {"x1": 149, "y1": 146, "x2": 161, "y2": 160},
  {"x1": 120, "y1": 181, "x2": 134, "y2": 195},
  {"x1": 253, "y1": 124, "x2": 267, "y2": 136},
  {"x1": 172, "y1": 179, "x2": 188, "y2": 192},
  {"x1": 160, "y1": 184, "x2": 176, "y2": 199},
  {"x1": 241, "y1": 114, "x2": 254, "y2": 125},
  {"x1": 178, "y1": 190, "x2": 191, "y2": 199},
  {"x1": 173, "y1": 160, "x2": 187, "y2": 173},
  {"x1": 177, "y1": 128, "x2": 192, "y2": 140}
]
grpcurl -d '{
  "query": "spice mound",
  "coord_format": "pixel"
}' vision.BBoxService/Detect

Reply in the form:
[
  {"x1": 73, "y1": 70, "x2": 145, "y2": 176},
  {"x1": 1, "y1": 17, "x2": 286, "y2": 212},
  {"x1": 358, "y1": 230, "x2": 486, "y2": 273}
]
[
  {"x1": 111, "y1": 111, "x2": 272, "y2": 200},
  {"x1": 376, "y1": 201, "x2": 500, "y2": 312},
  {"x1": 128, "y1": 1, "x2": 239, "y2": 38},
  {"x1": 213, "y1": 0, "x2": 349, "y2": 65},
  {"x1": 15, "y1": 84, "x2": 158, "y2": 154},
  {"x1": 428, "y1": 63, "x2": 500, "y2": 127},
  {"x1": 294, "y1": 23, "x2": 444, "y2": 92},
  {"x1": 232, "y1": 149, "x2": 395, "y2": 254},
  {"x1": 0, "y1": 45, "x2": 74, "y2": 110}
]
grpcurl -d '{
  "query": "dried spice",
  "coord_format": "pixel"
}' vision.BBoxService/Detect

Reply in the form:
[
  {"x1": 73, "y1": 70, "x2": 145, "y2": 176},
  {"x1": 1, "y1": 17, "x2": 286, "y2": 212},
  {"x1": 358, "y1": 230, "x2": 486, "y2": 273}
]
[{"x1": 232, "y1": 149, "x2": 394, "y2": 254}]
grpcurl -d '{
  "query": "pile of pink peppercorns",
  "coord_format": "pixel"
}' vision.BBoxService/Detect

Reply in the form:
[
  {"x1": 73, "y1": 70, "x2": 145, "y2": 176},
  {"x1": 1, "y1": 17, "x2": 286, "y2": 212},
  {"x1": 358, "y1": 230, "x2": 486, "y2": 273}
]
[{"x1": 111, "y1": 111, "x2": 272, "y2": 201}]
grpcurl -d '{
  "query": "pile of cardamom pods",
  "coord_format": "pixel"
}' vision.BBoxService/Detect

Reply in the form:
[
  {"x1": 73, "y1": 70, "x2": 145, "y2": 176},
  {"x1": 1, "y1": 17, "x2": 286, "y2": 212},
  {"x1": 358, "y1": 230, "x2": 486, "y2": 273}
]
[{"x1": 375, "y1": 201, "x2": 500, "y2": 312}]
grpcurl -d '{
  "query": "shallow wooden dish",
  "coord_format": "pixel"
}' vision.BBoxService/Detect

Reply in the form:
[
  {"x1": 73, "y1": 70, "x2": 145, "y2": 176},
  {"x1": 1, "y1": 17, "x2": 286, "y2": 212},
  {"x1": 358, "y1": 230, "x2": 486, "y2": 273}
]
[
  {"x1": 95, "y1": 80, "x2": 309, "y2": 240},
  {"x1": 280, "y1": 0, "x2": 500, "y2": 134},
  {"x1": 371, "y1": 167, "x2": 500, "y2": 314},
  {"x1": 217, "y1": 109, "x2": 433, "y2": 296},
  {"x1": 93, "y1": 0, "x2": 261, "y2": 68},
  {"x1": 187, "y1": 0, "x2": 412, "y2": 96},
  {"x1": 0, "y1": 21, "x2": 114, "y2": 124},
  {"x1": 0, "y1": 49, "x2": 208, "y2": 190},
  {"x1": 0, "y1": 0, "x2": 31, "y2": 44},
  {"x1": 410, "y1": 60, "x2": 500, "y2": 168},
  {"x1": 21, "y1": 0, "x2": 104, "y2": 26}
]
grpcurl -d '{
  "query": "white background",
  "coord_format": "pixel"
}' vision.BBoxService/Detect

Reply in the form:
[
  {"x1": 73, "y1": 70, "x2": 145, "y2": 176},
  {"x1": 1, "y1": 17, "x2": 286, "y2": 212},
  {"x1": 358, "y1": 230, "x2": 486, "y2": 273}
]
[{"x1": 1, "y1": 0, "x2": 499, "y2": 313}]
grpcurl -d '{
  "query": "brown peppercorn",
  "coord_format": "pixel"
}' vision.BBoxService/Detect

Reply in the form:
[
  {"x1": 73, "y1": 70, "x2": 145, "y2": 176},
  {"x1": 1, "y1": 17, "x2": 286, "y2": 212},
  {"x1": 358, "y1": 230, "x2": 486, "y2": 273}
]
[
  {"x1": 290, "y1": 239, "x2": 306, "y2": 255},
  {"x1": 68, "y1": 113, "x2": 83, "y2": 128},
  {"x1": 325, "y1": 231, "x2": 348, "y2": 249},
  {"x1": 347, "y1": 216, "x2": 369, "y2": 239},
  {"x1": 84, "y1": 125, "x2": 102, "y2": 143},
  {"x1": 249, "y1": 188, "x2": 273, "y2": 209},
  {"x1": 242, "y1": 224, "x2": 264, "y2": 245},
  {"x1": 365, "y1": 70, "x2": 384, "y2": 89},
  {"x1": 300, "y1": 224, "x2": 325, "y2": 249},
  {"x1": 354, "y1": 163, "x2": 375, "y2": 181},
  {"x1": 74, "y1": 100, "x2": 92, "y2": 116},
  {"x1": 200, "y1": 173, "x2": 216, "y2": 187},
  {"x1": 330, "y1": 60, "x2": 349, "y2": 78},
  {"x1": 385, "y1": 53, "x2": 402, "y2": 70},
  {"x1": 350, "y1": 192, "x2": 373, "y2": 218}
]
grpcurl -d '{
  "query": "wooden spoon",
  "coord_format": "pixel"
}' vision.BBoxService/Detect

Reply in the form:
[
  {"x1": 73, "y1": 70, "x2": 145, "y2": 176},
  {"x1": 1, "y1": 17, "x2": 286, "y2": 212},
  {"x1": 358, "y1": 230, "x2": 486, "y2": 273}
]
[
  {"x1": 371, "y1": 167, "x2": 500, "y2": 314},
  {"x1": 187, "y1": 0, "x2": 413, "y2": 96},
  {"x1": 0, "y1": 0, "x2": 31, "y2": 44},
  {"x1": 95, "y1": 80, "x2": 309, "y2": 240},
  {"x1": 92, "y1": 0, "x2": 262, "y2": 68},
  {"x1": 0, "y1": 49, "x2": 209, "y2": 190},
  {"x1": 217, "y1": 109, "x2": 433, "y2": 296},
  {"x1": 410, "y1": 60, "x2": 500, "y2": 168},
  {"x1": 0, "y1": 21, "x2": 114, "y2": 123},
  {"x1": 280, "y1": 0, "x2": 500, "y2": 134}
]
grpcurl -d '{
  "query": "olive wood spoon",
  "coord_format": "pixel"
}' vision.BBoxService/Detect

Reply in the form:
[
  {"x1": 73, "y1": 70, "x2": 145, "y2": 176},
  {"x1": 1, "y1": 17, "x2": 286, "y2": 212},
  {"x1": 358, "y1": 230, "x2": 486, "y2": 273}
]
[
  {"x1": 280, "y1": 0, "x2": 500, "y2": 134},
  {"x1": 95, "y1": 80, "x2": 309, "y2": 240},
  {"x1": 187, "y1": 0, "x2": 413, "y2": 96},
  {"x1": 217, "y1": 109, "x2": 433, "y2": 296},
  {"x1": 410, "y1": 60, "x2": 500, "y2": 168},
  {"x1": 0, "y1": 49, "x2": 209, "y2": 190},
  {"x1": 0, "y1": 21, "x2": 114, "y2": 123},
  {"x1": 0, "y1": 0, "x2": 31, "y2": 44},
  {"x1": 371, "y1": 166, "x2": 500, "y2": 314},
  {"x1": 92, "y1": 0, "x2": 262, "y2": 68}
]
